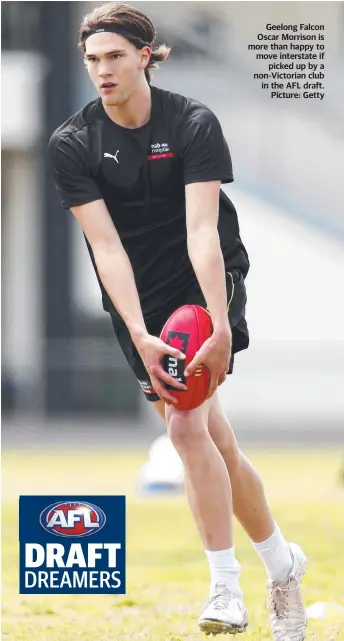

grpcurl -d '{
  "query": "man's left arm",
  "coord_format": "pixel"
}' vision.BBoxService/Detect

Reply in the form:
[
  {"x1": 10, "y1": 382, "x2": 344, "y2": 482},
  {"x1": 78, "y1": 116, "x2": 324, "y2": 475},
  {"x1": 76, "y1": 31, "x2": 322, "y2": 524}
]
[
  {"x1": 178, "y1": 105, "x2": 234, "y2": 395},
  {"x1": 184, "y1": 180, "x2": 232, "y2": 395},
  {"x1": 186, "y1": 180, "x2": 228, "y2": 332}
]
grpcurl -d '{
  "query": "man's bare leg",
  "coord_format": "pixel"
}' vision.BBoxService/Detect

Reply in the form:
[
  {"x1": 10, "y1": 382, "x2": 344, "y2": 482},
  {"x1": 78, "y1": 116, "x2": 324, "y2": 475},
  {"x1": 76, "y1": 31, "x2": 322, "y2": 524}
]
[
  {"x1": 164, "y1": 400, "x2": 233, "y2": 551},
  {"x1": 207, "y1": 392, "x2": 274, "y2": 542},
  {"x1": 163, "y1": 401, "x2": 248, "y2": 633}
]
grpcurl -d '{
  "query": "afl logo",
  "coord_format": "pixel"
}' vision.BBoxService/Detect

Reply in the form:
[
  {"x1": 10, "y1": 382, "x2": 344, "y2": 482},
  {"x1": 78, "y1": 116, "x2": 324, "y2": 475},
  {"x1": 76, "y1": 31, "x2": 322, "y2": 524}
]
[{"x1": 39, "y1": 501, "x2": 106, "y2": 538}]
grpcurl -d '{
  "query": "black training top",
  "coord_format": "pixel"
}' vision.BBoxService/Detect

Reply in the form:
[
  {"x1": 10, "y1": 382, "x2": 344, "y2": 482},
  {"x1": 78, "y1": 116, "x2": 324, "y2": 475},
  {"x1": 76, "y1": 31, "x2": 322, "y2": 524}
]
[{"x1": 49, "y1": 85, "x2": 249, "y2": 319}]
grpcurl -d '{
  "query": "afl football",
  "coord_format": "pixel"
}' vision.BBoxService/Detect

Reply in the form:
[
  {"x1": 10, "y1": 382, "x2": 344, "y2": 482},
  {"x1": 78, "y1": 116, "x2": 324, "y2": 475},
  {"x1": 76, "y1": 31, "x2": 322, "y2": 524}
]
[{"x1": 160, "y1": 305, "x2": 213, "y2": 410}]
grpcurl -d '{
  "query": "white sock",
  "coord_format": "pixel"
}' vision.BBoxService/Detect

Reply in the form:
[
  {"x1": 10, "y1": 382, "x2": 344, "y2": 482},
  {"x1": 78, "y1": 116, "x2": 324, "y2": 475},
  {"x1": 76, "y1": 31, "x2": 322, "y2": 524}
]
[
  {"x1": 205, "y1": 547, "x2": 243, "y2": 598},
  {"x1": 251, "y1": 522, "x2": 293, "y2": 582}
]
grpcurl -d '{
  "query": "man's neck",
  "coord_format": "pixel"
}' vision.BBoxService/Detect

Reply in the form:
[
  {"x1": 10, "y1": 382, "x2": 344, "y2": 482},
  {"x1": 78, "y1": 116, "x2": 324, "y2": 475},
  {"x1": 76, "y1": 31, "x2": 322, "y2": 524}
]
[{"x1": 103, "y1": 81, "x2": 152, "y2": 129}]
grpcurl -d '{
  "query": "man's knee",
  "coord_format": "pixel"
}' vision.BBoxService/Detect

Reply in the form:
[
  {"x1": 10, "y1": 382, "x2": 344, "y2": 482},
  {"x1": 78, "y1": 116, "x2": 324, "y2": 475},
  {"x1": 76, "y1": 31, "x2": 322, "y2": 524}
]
[
  {"x1": 166, "y1": 405, "x2": 208, "y2": 453},
  {"x1": 152, "y1": 399, "x2": 207, "y2": 454}
]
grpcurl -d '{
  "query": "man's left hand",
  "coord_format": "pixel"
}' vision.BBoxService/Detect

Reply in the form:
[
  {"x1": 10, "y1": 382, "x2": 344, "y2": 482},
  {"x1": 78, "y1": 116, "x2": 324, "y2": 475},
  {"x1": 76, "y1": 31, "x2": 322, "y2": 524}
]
[{"x1": 184, "y1": 327, "x2": 232, "y2": 399}]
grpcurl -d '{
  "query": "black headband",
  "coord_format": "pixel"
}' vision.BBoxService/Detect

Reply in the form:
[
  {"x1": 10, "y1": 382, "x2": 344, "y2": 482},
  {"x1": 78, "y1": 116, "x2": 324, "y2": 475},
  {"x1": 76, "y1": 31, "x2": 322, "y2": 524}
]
[{"x1": 84, "y1": 24, "x2": 149, "y2": 47}]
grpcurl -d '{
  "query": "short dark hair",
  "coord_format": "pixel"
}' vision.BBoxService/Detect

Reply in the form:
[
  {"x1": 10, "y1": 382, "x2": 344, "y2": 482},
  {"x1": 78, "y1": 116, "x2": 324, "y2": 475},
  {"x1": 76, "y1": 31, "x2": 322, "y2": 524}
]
[{"x1": 78, "y1": 2, "x2": 171, "y2": 83}]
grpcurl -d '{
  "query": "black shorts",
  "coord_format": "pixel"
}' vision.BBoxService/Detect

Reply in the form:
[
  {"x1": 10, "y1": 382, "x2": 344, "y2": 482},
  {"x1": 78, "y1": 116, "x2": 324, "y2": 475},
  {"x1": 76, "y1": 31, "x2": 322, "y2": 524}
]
[{"x1": 110, "y1": 270, "x2": 249, "y2": 403}]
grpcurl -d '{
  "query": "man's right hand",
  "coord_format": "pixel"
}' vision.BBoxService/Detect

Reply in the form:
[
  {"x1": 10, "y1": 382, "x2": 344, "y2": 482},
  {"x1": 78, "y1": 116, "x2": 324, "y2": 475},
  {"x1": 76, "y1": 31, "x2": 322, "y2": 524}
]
[{"x1": 136, "y1": 334, "x2": 187, "y2": 405}]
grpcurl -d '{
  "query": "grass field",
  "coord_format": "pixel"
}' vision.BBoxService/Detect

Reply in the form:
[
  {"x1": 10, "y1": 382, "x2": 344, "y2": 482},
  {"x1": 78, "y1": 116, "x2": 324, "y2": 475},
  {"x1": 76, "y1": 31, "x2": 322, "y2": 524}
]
[{"x1": 2, "y1": 447, "x2": 344, "y2": 640}]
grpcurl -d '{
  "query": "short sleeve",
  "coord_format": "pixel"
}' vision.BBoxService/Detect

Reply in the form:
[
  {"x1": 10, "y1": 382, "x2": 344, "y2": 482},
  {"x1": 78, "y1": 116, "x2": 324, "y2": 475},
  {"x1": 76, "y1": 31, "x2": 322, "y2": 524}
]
[
  {"x1": 48, "y1": 134, "x2": 102, "y2": 210},
  {"x1": 178, "y1": 106, "x2": 233, "y2": 186}
]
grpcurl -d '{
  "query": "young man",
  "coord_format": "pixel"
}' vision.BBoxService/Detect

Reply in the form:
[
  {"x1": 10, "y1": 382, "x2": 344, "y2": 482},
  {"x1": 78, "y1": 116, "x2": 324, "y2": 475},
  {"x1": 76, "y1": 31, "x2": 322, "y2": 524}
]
[{"x1": 49, "y1": 3, "x2": 307, "y2": 638}]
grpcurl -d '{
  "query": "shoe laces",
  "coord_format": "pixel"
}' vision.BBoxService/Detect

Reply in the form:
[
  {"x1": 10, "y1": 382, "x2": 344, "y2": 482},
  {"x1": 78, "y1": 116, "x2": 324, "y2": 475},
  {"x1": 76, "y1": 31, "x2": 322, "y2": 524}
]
[
  {"x1": 266, "y1": 577, "x2": 300, "y2": 620},
  {"x1": 207, "y1": 585, "x2": 236, "y2": 611}
]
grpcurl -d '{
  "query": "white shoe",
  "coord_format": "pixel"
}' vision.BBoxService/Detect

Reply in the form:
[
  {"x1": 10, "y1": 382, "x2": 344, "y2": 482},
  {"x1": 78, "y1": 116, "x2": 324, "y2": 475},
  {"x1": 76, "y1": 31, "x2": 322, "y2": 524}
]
[
  {"x1": 267, "y1": 543, "x2": 307, "y2": 641},
  {"x1": 198, "y1": 582, "x2": 248, "y2": 636}
]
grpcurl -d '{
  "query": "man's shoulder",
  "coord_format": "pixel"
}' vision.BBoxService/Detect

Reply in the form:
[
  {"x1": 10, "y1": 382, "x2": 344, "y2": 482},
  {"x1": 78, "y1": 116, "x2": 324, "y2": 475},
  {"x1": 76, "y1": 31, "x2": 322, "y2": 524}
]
[
  {"x1": 48, "y1": 98, "x2": 100, "y2": 153},
  {"x1": 153, "y1": 86, "x2": 217, "y2": 129}
]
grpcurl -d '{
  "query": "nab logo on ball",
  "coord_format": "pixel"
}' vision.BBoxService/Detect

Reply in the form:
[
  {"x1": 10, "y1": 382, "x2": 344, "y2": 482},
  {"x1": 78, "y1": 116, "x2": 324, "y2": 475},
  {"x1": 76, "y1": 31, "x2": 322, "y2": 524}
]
[
  {"x1": 20, "y1": 495, "x2": 125, "y2": 595},
  {"x1": 165, "y1": 331, "x2": 190, "y2": 390},
  {"x1": 40, "y1": 501, "x2": 106, "y2": 538}
]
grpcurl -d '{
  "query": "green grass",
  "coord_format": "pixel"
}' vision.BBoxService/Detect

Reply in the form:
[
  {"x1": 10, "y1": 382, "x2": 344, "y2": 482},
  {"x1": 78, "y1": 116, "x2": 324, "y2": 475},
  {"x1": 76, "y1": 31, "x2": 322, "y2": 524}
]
[{"x1": 2, "y1": 448, "x2": 344, "y2": 640}]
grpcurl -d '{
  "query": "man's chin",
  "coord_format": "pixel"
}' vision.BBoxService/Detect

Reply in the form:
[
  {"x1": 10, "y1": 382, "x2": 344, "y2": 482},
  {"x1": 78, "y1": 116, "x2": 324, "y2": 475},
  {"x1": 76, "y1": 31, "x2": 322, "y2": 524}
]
[{"x1": 101, "y1": 94, "x2": 125, "y2": 107}]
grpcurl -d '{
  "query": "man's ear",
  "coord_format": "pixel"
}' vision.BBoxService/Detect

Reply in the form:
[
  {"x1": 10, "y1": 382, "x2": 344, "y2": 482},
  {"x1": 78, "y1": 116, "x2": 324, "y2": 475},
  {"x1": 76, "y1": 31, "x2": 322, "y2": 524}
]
[{"x1": 138, "y1": 46, "x2": 151, "y2": 70}]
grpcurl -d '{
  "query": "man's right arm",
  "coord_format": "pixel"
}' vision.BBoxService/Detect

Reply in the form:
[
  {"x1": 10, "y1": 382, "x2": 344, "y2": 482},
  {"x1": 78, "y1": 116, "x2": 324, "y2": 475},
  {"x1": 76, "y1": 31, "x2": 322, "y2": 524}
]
[
  {"x1": 71, "y1": 200, "x2": 147, "y2": 345},
  {"x1": 71, "y1": 200, "x2": 186, "y2": 403}
]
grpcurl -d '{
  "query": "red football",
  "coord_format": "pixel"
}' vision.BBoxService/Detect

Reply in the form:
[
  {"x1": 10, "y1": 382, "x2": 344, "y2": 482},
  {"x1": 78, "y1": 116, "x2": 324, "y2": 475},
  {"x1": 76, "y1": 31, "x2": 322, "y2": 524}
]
[{"x1": 160, "y1": 305, "x2": 213, "y2": 410}]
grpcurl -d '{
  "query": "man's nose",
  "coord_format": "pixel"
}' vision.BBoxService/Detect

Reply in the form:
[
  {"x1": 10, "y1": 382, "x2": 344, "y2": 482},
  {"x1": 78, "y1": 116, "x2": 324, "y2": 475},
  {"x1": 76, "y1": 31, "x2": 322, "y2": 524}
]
[{"x1": 98, "y1": 61, "x2": 112, "y2": 77}]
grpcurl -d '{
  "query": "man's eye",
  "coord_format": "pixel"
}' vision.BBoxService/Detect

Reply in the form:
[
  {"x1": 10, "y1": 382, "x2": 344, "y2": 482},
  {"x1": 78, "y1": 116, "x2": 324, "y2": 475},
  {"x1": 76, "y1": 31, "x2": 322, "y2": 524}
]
[
  {"x1": 87, "y1": 58, "x2": 97, "y2": 63},
  {"x1": 111, "y1": 54, "x2": 122, "y2": 59}
]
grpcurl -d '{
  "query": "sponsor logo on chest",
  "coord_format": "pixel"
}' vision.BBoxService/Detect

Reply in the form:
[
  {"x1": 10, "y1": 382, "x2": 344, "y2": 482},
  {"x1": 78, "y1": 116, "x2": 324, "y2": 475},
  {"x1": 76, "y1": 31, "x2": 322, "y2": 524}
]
[{"x1": 148, "y1": 142, "x2": 174, "y2": 161}]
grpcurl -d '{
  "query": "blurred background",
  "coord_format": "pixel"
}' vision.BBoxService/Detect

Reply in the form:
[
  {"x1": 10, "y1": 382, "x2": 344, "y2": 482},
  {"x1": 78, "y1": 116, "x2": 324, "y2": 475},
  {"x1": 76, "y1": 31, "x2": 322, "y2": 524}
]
[{"x1": 2, "y1": 1, "x2": 344, "y2": 448}]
